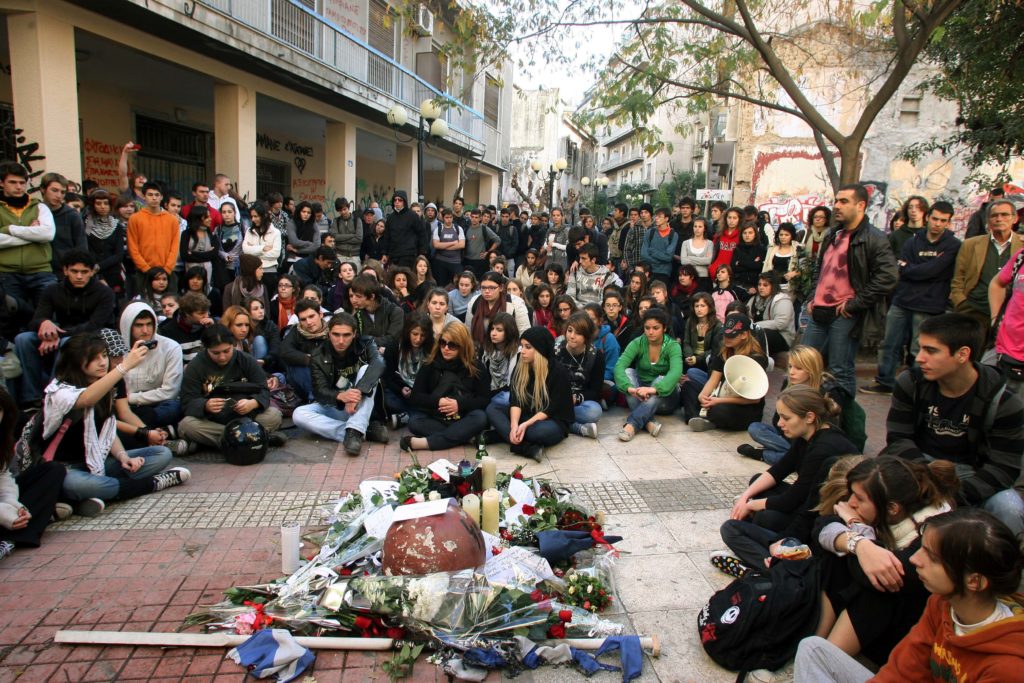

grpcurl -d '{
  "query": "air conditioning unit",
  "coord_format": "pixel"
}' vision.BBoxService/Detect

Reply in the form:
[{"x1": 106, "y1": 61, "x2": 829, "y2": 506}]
[{"x1": 413, "y1": 4, "x2": 434, "y2": 36}]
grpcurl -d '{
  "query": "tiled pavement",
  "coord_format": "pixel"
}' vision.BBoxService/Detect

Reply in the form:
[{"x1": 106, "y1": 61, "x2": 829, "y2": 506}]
[{"x1": 0, "y1": 367, "x2": 893, "y2": 682}]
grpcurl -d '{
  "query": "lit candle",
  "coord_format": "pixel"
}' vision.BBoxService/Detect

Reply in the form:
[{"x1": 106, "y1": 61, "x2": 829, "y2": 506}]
[
  {"x1": 596, "y1": 511, "x2": 606, "y2": 526},
  {"x1": 481, "y1": 489, "x2": 500, "y2": 535},
  {"x1": 461, "y1": 494, "x2": 481, "y2": 526},
  {"x1": 481, "y1": 456, "x2": 497, "y2": 491},
  {"x1": 281, "y1": 521, "x2": 301, "y2": 574}
]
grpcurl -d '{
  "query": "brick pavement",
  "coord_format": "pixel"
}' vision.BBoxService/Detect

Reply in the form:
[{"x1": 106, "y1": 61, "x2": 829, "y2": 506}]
[{"x1": 0, "y1": 364, "x2": 894, "y2": 682}]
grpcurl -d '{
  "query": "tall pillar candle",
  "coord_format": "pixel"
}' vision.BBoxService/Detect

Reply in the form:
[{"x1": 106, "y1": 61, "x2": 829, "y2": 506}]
[
  {"x1": 480, "y1": 456, "x2": 497, "y2": 491},
  {"x1": 481, "y1": 489, "x2": 500, "y2": 536},
  {"x1": 461, "y1": 494, "x2": 481, "y2": 526},
  {"x1": 281, "y1": 521, "x2": 301, "y2": 574}
]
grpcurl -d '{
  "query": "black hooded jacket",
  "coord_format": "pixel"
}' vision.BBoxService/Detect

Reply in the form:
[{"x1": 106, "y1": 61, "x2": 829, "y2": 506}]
[
  {"x1": 383, "y1": 190, "x2": 427, "y2": 259},
  {"x1": 29, "y1": 277, "x2": 116, "y2": 334}
]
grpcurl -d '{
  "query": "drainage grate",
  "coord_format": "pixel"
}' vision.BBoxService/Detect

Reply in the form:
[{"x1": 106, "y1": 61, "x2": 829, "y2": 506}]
[{"x1": 567, "y1": 476, "x2": 750, "y2": 514}]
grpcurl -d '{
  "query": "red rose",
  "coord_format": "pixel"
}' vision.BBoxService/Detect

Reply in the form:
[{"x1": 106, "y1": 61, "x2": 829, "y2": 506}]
[
  {"x1": 491, "y1": 547, "x2": 502, "y2": 556},
  {"x1": 530, "y1": 589, "x2": 545, "y2": 602},
  {"x1": 354, "y1": 616, "x2": 373, "y2": 631},
  {"x1": 547, "y1": 624, "x2": 566, "y2": 639},
  {"x1": 403, "y1": 497, "x2": 417, "y2": 505},
  {"x1": 339, "y1": 568, "x2": 353, "y2": 576},
  {"x1": 522, "y1": 504, "x2": 537, "y2": 516},
  {"x1": 430, "y1": 472, "x2": 442, "y2": 481},
  {"x1": 513, "y1": 471, "x2": 524, "y2": 480},
  {"x1": 558, "y1": 610, "x2": 573, "y2": 623},
  {"x1": 386, "y1": 627, "x2": 405, "y2": 639},
  {"x1": 456, "y1": 481, "x2": 471, "y2": 497},
  {"x1": 583, "y1": 601, "x2": 591, "y2": 610}
]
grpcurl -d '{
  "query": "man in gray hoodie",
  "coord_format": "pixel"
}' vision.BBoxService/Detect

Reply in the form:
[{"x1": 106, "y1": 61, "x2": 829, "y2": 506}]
[
  {"x1": 328, "y1": 197, "x2": 362, "y2": 268},
  {"x1": 567, "y1": 244, "x2": 622, "y2": 306}
]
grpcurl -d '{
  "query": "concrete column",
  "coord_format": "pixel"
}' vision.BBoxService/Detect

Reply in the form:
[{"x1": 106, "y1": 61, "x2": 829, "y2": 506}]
[
  {"x1": 394, "y1": 144, "x2": 417, "y2": 201},
  {"x1": 325, "y1": 121, "x2": 357, "y2": 206},
  {"x1": 478, "y1": 172, "x2": 497, "y2": 207},
  {"x1": 443, "y1": 161, "x2": 460, "y2": 205},
  {"x1": 214, "y1": 83, "x2": 257, "y2": 200},
  {"x1": 8, "y1": 12, "x2": 81, "y2": 182}
]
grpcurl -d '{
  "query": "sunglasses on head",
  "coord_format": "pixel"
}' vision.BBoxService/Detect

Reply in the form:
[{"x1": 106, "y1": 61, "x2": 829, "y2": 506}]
[{"x1": 439, "y1": 339, "x2": 460, "y2": 350}]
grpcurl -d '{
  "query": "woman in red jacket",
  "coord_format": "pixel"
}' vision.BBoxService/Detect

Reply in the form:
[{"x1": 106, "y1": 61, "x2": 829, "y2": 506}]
[{"x1": 792, "y1": 507, "x2": 1024, "y2": 683}]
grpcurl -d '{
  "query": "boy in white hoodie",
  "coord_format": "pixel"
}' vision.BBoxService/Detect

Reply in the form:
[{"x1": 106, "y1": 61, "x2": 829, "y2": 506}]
[{"x1": 119, "y1": 302, "x2": 185, "y2": 448}]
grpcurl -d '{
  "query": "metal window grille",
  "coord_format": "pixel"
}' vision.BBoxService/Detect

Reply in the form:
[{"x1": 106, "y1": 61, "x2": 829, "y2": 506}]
[
  {"x1": 367, "y1": 0, "x2": 397, "y2": 94},
  {"x1": 257, "y1": 158, "x2": 291, "y2": 202},
  {"x1": 133, "y1": 115, "x2": 210, "y2": 196},
  {"x1": 271, "y1": 0, "x2": 318, "y2": 57}
]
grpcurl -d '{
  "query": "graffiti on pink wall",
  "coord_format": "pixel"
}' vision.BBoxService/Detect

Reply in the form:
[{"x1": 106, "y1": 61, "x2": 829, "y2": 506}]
[{"x1": 756, "y1": 194, "x2": 829, "y2": 226}]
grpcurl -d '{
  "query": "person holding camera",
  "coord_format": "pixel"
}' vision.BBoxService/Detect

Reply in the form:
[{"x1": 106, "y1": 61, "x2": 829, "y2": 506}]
[{"x1": 178, "y1": 325, "x2": 286, "y2": 450}]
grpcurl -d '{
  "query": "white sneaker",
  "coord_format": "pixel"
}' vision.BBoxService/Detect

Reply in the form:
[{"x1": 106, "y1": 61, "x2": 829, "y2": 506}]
[
  {"x1": 165, "y1": 439, "x2": 191, "y2": 456},
  {"x1": 688, "y1": 417, "x2": 714, "y2": 432},
  {"x1": 76, "y1": 498, "x2": 106, "y2": 518},
  {"x1": 645, "y1": 420, "x2": 662, "y2": 437},
  {"x1": 152, "y1": 467, "x2": 191, "y2": 492},
  {"x1": 53, "y1": 502, "x2": 73, "y2": 521},
  {"x1": 579, "y1": 423, "x2": 598, "y2": 439},
  {"x1": 747, "y1": 662, "x2": 794, "y2": 683}
]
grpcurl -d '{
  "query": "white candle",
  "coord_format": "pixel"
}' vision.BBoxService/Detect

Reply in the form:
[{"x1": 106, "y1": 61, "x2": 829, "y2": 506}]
[
  {"x1": 281, "y1": 521, "x2": 301, "y2": 574},
  {"x1": 481, "y1": 489, "x2": 500, "y2": 536},
  {"x1": 596, "y1": 511, "x2": 606, "y2": 526},
  {"x1": 461, "y1": 494, "x2": 481, "y2": 526},
  {"x1": 481, "y1": 456, "x2": 497, "y2": 491}
]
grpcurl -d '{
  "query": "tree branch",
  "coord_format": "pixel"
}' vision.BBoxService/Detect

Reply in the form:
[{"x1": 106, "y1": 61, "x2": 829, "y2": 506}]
[{"x1": 893, "y1": 0, "x2": 908, "y2": 51}]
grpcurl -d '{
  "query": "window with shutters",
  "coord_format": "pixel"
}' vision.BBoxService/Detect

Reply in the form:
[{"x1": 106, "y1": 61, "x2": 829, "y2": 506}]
[
  {"x1": 271, "y1": 0, "x2": 317, "y2": 56},
  {"x1": 367, "y1": 0, "x2": 397, "y2": 94},
  {"x1": 900, "y1": 96, "x2": 921, "y2": 127},
  {"x1": 484, "y1": 76, "x2": 500, "y2": 126},
  {"x1": 415, "y1": 48, "x2": 447, "y2": 110}
]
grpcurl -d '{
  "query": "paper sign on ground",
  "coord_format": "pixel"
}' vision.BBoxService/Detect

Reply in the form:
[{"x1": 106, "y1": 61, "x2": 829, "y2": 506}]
[
  {"x1": 391, "y1": 497, "x2": 451, "y2": 522},
  {"x1": 426, "y1": 458, "x2": 455, "y2": 482},
  {"x1": 504, "y1": 502, "x2": 527, "y2": 528},
  {"x1": 359, "y1": 480, "x2": 399, "y2": 511},
  {"x1": 484, "y1": 546, "x2": 557, "y2": 585},
  {"x1": 507, "y1": 478, "x2": 536, "y2": 506},
  {"x1": 363, "y1": 505, "x2": 394, "y2": 539}
]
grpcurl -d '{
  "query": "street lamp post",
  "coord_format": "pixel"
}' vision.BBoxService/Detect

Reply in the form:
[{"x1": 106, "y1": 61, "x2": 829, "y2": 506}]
[
  {"x1": 387, "y1": 99, "x2": 448, "y2": 204},
  {"x1": 531, "y1": 157, "x2": 568, "y2": 213}
]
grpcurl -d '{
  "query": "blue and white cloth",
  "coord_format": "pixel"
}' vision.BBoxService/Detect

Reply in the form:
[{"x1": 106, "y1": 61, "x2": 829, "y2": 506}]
[{"x1": 226, "y1": 629, "x2": 315, "y2": 682}]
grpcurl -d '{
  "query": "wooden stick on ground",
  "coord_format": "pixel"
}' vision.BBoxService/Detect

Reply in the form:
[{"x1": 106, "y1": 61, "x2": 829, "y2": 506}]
[{"x1": 54, "y1": 630, "x2": 660, "y2": 656}]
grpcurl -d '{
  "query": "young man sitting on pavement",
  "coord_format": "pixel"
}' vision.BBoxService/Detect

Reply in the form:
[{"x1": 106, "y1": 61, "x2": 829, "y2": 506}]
[
  {"x1": 881, "y1": 313, "x2": 1024, "y2": 535},
  {"x1": 15, "y1": 249, "x2": 116, "y2": 411},
  {"x1": 118, "y1": 302, "x2": 184, "y2": 446},
  {"x1": 178, "y1": 325, "x2": 287, "y2": 449},
  {"x1": 291, "y1": 313, "x2": 388, "y2": 456},
  {"x1": 279, "y1": 299, "x2": 330, "y2": 402},
  {"x1": 158, "y1": 291, "x2": 214, "y2": 365}
]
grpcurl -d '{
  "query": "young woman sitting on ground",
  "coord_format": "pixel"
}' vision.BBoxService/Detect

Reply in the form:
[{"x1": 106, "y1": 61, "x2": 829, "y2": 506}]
[
  {"x1": 553, "y1": 311, "x2": 606, "y2": 439},
  {"x1": 613, "y1": 307, "x2": 682, "y2": 442},
  {"x1": 681, "y1": 292, "x2": 723, "y2": 374},
  {"x1": 485, "y1": 326, "x2": 575, "y2": 461},
  {"x1": 384, "y1": 313, "x2": 433, "y2": 430},
  {"x1": 481, "y1": 312, "x2": 520, "y2": 409},
  {"x1": 794, "y1": 507, "x2": 1023, "y2": 683}
]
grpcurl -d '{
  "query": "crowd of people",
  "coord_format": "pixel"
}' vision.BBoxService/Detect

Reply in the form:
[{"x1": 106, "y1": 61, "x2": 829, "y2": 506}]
[{"x1": 0, "y1": 153, "x2": 1021, "y2": 680}]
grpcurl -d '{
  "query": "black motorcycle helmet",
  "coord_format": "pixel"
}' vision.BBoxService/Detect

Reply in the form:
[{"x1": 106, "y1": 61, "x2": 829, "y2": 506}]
[{"x1": 221, "y1": 417, "x2": 268, "y2": 466}]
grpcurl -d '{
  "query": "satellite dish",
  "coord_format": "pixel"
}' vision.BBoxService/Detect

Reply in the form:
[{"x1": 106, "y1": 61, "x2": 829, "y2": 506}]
[{"x1": 722, "y1": 355, "x2": 770, "y2": 401}]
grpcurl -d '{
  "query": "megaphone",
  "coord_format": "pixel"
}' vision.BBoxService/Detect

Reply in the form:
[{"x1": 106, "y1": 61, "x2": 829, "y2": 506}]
[{"x1": 721, "y1": 355, "x2": 770, "y2": 401}]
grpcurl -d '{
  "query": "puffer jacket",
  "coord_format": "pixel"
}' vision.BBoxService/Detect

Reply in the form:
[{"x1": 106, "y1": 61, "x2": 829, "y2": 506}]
[{"x1": 382, "y1": 190, "x2": 426, "y2": 259}]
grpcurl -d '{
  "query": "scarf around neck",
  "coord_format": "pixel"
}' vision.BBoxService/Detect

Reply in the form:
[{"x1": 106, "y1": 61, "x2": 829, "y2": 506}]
[
  {"x1": 471, "y1": 291, "x2": 507, "y2": 346},
  {"x1": 86, "y1": 214, "x2": 119, "y2": 240}
]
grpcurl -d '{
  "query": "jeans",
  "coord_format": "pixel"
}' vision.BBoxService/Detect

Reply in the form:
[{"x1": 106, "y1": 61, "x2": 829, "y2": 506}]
[
  {"x1": 14, "y1": 332, "x2": 67, "y2": 404},
  {"x1": 489, "y1": 391, "x2": 510, "y2": 409},
  {"x1": 408, "y1": 409, "x2": 489, "y2": 450},
  {"x1": 569, "y1": 400, "x2": 603, "y2": 434},
  {"x1": 285, "y1": 365, "x2": 314, "y2": 402},
  {"x1": 293, "y1": 398, "x2": 374, "y2": 442},
  {"x1": 623, "y1": 369, "x2": 679, "y2": 430},
  {"x1": 384, "y1": 387, "x2": 412, "y2": 416},
  {"x1": 720, "y1": 519, "x2": 784, "y2": 568},
  {"x1": 982, "y1": 489, "x2": 1024, "y2": 536},
  {"x1": 794, "y1": 637, "x2": 872, "y2": 683},
  {"x1": 62, "y1": 446, "x2": 173, "y2": 502},
  {"x1": 681, "y1": 368, "x2": 709, "y2": 421},
  {"x1": 0, "y1": 271, "x2": 57, "y2": 314},
  {"x1": 800, "y1": 312, "x2": 861, "y2": 398},
  {"x1": 133, "y1": 399, "x2": 183, "y2": 429},
  {"x1": 875, "y1": 304, "x2": 930, "y2": 387},
  {"x1": 253, "y1": 335, "x2": 269, "y2": 361},
  {"x1": 485, "y1": 402, "x2": 567, "y2": 450},
  {"x1": 748, "y1": 422, "x2": 791, "y2": 465}
]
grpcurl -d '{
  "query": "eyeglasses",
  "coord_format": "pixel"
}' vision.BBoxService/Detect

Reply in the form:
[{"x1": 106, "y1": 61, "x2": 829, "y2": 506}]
[
  {"x1": 480, "y1": 285, "x2": 499, "y2": 291},
  {"x1": 438, "y1": 339, "x2": 461, "y2": 350}
]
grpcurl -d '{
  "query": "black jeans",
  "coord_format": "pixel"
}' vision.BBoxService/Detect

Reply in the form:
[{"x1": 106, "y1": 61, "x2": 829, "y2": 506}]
[
  {"x1": 720, "y1": 519, "x2": 784, "y2": 569},
  {"x1": 1, "y1": 461, "x2": 66, "y2": 547},
  {"x1": 408, "y1": 409, "x2": 489, "y2": 450},
  {"x1": 681, "y1": 379, "x2": 765, "y2": 430}
]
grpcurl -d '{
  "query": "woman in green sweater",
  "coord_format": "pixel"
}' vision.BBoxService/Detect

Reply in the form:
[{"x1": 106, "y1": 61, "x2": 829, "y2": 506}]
[{"x1": 613, "y1": 307, "x2": 683, "y2": 441}]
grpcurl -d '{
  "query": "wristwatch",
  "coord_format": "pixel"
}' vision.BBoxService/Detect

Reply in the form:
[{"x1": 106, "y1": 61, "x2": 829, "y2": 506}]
[{"x1": 847, "y1": 533, "x2": 864, "y2": 555}]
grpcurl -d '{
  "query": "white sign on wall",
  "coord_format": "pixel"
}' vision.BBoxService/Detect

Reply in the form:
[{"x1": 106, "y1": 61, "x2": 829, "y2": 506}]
[{"x1": 696, "y1": 189, "x2": 733, "y2": 202}]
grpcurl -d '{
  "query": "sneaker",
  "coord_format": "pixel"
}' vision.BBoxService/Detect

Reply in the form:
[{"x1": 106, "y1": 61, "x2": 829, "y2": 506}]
[
  {"x1": 746, "y1": 663, "x2": 794, "y2": 683},
  {"x1": 53, "y1": 502, "x2": 73, "y2": 521},
  {"x1": 164, "y1": 424, "x2": 178, "y2": 439},
  {"x1": 151, "y1": 467, "x2": 191, "y2": 492},
  {"x1": 344, "y1": 428, "x2": 364, "y2": 456},
  {"x1": 710, "y1": 552, "x2": 751, "y2": 579},
  {"x1": 366, "y1": 421, "x2": 390, "y2": 444},
  {"x1": 617, "y1": 426, "x2": 635, "y2": 442},
  {"x1": 388, "y1": 412, "x2": 408, "y2": 430},
  {"x1": 579, "y1": 423, "x2": 598, "y2": 439},
  {"x1": 688, "y1": 417, "x2": 714, "y2": 432},
  {"x1": 0, "y1": 540, "x2": 13, "y2": 562},
  {"x1": 524, "y1": 443, "x2": 544, "y2": 461},
  {"x1": 737, "y1": 444, "x2": 764, "y2": 461},
  {"x1": 859, "y1": 382, "x2": 892, "y2": 395},
  {"x1": 166, "y1": 439, "x2": 191, "y2": 456},
  {"x1": 267, "y1": 431, "x2": 289, "y2": 448},
  {"x1": 645, "y1": 420, "x2": 662, "y2": 437},
  {"x1": 76, "y1": 498, "x2": 106, "y2": 518}
]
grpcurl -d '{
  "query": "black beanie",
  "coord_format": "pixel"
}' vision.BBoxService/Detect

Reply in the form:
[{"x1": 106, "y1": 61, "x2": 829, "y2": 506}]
[{"x1": 520, "y1": 326, "x2": 555, "y2": 359}]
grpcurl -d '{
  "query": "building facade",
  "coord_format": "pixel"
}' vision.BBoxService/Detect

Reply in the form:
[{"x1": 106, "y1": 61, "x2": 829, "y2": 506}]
[{"x1": 0, "y1": 0, "x2": 511, "y2": 207}]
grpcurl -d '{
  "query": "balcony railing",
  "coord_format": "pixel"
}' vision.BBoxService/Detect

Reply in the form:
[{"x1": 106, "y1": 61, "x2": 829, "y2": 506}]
[
  {"x1": 197, "y1": 0, "x2": 485, "y2": 145},
  {"x1": 599, "y1": 151, "x2": 644, "y2": 173}
]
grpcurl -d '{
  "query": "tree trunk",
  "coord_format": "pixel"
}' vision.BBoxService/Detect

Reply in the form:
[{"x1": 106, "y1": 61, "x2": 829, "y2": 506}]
[{"x1": 837, "y1": 141, "x2": 862, "y2": 187}]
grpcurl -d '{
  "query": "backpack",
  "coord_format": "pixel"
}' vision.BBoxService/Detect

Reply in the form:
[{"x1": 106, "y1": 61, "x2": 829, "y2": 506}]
[{"x1": 697, "y1": 557, "x2": 821, "y2": 676}]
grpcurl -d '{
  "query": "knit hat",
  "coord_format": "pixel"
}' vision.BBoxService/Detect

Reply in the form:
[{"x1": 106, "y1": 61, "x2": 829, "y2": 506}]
[{"x1": 520, "y1": 326, "x2": 555, "y2": 359}]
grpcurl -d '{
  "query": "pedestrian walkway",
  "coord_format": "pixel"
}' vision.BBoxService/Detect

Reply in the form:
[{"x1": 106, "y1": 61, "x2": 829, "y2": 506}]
[{"x1": 0, "y1": 370, "x2": 892, "y2": 682}]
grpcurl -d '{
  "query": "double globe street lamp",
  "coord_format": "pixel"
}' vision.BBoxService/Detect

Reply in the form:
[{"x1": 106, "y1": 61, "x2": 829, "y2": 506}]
[
  {"x1": 531, "y1": 157, "x2": 568, "y2": 212},
  {"x1": 387, "y1": 99, "x2": 449, "y2": 204}
]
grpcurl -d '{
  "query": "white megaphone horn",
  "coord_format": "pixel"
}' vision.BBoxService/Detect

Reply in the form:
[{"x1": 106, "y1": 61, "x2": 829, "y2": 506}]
[{"x1": 721, "y1": 355, "x2": 770, "y2": 401}]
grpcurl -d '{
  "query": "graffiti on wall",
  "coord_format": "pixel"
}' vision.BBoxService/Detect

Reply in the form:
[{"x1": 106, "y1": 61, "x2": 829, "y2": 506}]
[
  {"x1": 293, "y1": 177, "x2": 326, "y2": 203},
  {"x1": 0, "y1": 121, "x2": 45, "y2": 189},
  {"x1": 322, "y1": 0, "x2": 366, "y2": 39},
  {"x1": 83, "y1": 138, "x2": 122, "y2": 190}
]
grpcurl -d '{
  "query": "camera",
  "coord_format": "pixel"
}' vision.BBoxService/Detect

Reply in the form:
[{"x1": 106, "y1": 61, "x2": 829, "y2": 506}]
[{"x1": 141, "y1": 339, "x2": 158, "y2": 349}]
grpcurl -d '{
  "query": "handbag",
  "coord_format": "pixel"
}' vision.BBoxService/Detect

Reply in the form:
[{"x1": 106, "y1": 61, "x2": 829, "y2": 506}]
[{"x1": 997, "y1": 354, "x2": 1024, "y2": 382}]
